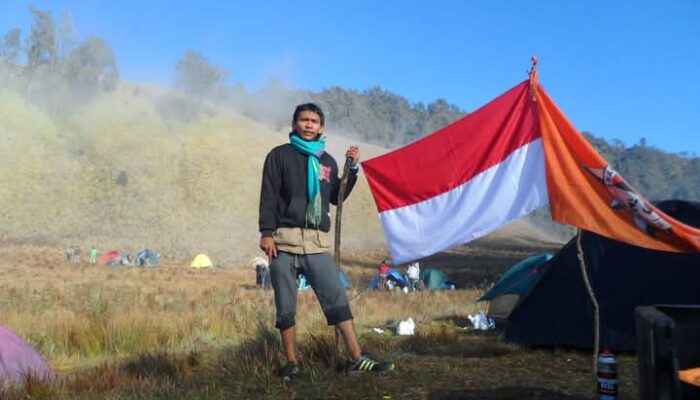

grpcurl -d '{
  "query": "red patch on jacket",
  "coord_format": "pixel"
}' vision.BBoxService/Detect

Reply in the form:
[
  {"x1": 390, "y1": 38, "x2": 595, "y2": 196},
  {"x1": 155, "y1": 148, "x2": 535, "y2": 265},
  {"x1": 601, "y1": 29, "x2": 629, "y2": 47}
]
[{"x1": 320, "y1": 165, "x2": 331, "y2": 182}]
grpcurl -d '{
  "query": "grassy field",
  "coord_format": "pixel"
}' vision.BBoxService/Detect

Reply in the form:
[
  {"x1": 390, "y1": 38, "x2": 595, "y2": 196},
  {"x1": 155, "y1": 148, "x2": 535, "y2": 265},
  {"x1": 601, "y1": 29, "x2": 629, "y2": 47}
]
[
  {"x1": 0, "y1": 241, "x2": 639, "y2": 399},
  {"x1": 0, "y1": 82, "x2": 632, "y2": 399}
]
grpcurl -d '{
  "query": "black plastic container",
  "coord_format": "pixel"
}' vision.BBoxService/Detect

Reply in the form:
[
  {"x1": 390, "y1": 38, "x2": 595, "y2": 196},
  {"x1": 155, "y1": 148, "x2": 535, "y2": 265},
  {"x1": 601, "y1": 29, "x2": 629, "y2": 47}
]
[{"x1": 635, "y1": 305, "x2": 700, "y2": 400}]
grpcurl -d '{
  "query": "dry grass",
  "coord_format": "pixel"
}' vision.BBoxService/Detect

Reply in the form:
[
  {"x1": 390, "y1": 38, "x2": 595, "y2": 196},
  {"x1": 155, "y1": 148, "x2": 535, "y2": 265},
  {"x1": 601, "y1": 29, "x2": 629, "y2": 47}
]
[
  {"x1": 1, "y1": 82, "x2": 614, "y2": 399},
  {"x1": 0, "y1": 241, "x2": 638, "y2": 399},
  {"x1": 0, "y1": 83, "x2": 562, "y2": 267}
]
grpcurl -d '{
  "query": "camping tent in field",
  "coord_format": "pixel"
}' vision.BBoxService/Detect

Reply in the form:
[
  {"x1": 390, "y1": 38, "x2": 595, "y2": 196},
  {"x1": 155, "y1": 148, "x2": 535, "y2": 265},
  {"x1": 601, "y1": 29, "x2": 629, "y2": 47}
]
[
  {"x1": 503, "y1": 200, "x2": 700, "y2": 351},
  {"x1": 99, "y1": 250, "x2": 121, "y2": 267},
  {"x1": 135, "y1": 249, "x2": 160, "y2": 266},
  {"x1": 298, "y1": 274, "x2": 310, "y2": 291},
  {"x1": 0, "y1": 325, "x2": 55, "y2": 385},
  {"x1": 478, "y1": 253, "x2": 553, "y2": 321},
  {"x1": 369, "y1": 268, "x2": 407, "y2": 290},
  {"x1": 420, "y1": 268, "x2": 455, "y2": 291},
  {"x1": 190, "y1": 254, "x2": 213, "y2": 268},
  {"x1": 298, "y1": 271, "x2": 350, "y2": 291},
  {"x1": 338, "y1": 270, "x2": 351, "y2": 289}
]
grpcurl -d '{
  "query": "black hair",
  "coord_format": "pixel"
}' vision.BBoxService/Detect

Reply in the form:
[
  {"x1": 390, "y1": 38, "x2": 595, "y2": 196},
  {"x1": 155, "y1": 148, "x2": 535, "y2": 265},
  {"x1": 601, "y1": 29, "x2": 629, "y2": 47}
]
[{"x1": 292, "y1": 103, "x2": 325, "y2": 126}]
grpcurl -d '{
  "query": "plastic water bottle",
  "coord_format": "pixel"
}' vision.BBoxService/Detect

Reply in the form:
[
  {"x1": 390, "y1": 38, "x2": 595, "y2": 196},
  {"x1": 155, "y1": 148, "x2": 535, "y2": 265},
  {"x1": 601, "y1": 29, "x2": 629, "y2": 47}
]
[{"x1": 597, "y1": 349, "x2": 619, "y2": 400}]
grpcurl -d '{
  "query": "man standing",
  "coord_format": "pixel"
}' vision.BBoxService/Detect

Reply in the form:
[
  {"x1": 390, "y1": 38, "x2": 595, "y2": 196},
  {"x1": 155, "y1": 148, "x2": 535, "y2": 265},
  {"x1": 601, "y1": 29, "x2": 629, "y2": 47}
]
[
  {"x1": 259, "y1": 103, "x2": 394, "y2": 380},
  {"x1": 89, "y1": 246, "x2": 98, "y2": 264},
  {"x1": 378, "y1": 259, "x2": 391, "y2": 290},
  {"x1": 255, "y1": 257, "x2": 271, "y2": 290},
  {"x1": 406, "y1": 261, "x2": 421, "y2": 292}
]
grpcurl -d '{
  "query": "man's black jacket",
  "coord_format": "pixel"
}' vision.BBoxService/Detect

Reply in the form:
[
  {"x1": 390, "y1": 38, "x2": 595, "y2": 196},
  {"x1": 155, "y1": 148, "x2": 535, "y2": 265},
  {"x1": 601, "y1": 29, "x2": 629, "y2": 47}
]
[{"x1": 259, "y1": 143, "x2": 358, "y2": 237}]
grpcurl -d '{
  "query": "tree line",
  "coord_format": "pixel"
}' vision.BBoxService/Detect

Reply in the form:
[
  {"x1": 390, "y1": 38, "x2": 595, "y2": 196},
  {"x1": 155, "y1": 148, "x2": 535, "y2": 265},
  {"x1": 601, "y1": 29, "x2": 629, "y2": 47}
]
[
  {"x1": 2, "y1": 6, "x2": 698, "y2": 203},
  {"x1": 0, "y1": 6, "x2": 119, "y2": 115}
]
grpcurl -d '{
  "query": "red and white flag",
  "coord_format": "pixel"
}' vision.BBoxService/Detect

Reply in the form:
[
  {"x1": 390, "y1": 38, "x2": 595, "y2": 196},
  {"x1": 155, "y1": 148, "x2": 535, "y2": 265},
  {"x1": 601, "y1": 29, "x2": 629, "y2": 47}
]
[{"x1": 362, "y1": 80, "x2": 700, "y2": 264}]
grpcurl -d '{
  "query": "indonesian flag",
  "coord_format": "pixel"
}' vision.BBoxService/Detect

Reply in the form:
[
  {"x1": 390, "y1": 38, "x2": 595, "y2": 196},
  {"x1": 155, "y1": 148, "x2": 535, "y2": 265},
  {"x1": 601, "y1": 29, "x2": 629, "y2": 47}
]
[{"x1": 362, "y1": 80, "x2": 700, "y2": 264}]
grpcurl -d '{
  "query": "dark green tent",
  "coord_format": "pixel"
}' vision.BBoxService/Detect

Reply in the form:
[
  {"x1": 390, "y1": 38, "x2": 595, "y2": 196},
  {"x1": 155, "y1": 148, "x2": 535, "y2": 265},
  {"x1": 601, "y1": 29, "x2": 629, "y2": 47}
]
[
  {"x1": 420, "y1": 268, "x2": 454, "y2": 291},
  {"x1": 478, "y1": 253, "x2": 553, "y2": 321},
  {"x1": 502, "y1": 200, "x2": 700, "y2": 351},
  {"x1": 479, "y1": 253, "x2": 553, "y2": 301}
]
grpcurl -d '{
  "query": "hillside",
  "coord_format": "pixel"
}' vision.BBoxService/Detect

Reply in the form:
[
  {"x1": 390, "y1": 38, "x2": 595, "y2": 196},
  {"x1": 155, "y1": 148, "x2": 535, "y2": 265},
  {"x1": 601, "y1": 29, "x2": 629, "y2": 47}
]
[{"x1": 0, "y1": 83, "x2": 563, "y2": 265}]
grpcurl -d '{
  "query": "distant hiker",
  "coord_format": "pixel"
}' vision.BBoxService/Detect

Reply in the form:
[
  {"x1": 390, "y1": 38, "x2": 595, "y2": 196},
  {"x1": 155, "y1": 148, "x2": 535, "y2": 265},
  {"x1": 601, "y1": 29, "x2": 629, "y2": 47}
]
[
  {"x1": 378, "y1": 260, "x2": 391, "y2": 290},
  {"x1": 89, "y1": 246, "x2": 98, "y2": 264},
  {"x1": 255, "y1": 258, "x2": 271, "y2": 289},
  {"x1": 71, "y1": 246, "x2": 81, "y2": 264},
  {"x1": 138, "y1": 251, "x2": 148, "y2": 266},
  {"x1": 259, "y1": 103, "x2": 394, "y2": 380},
  {"x1": 406, "y1": 261, "x2": 421, "y2": 292},
  {"x1": 65, "y1": 246, "x2": 81, "y2": 263}
]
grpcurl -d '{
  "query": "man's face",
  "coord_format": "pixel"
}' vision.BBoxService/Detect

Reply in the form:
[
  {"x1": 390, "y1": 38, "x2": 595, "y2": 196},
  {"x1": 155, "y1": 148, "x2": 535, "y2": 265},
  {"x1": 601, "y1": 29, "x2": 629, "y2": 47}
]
[{"x1": 292, "y1": 110, "x2": 324, "y2": 141}]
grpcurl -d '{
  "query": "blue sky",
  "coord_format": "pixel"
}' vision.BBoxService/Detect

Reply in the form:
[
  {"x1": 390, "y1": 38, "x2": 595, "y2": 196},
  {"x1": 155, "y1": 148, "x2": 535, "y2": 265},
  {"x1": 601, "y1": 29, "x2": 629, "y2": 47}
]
[{"x1": 3, "y1": 0, "x2": 699, "y2": 154}]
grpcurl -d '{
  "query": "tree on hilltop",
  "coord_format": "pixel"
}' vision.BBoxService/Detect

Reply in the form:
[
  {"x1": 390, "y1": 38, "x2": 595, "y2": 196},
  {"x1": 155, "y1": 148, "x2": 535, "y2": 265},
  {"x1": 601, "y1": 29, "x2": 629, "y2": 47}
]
[
  {"x1": 174, "y1": 50, "x2": 229, "y2": 99},
  {"x1": 64, "y1": 36, "x2": 119, "y2": 92},
  {"x1": 57, "y1": 9, "x2": 78, "y2": 62},
  {"x1": 0, "y1": 28, "x2": 22, "y2": 64},
  {"x1": 27, "y1": 6, "x2": 57, "y2": 67}
]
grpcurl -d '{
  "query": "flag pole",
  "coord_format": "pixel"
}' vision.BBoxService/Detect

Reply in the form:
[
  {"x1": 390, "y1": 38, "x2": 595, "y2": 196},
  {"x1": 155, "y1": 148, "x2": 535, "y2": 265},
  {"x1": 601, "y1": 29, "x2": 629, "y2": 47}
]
[
  {"x1": 576, "y1": 228, "x2": 601, "y2": 381},
  {"x1": 529, "y1": 56, "x2": 539, "y2": 102},
  {"x1": 531, "y1": 56, "x2": 600, "y2": 387}
]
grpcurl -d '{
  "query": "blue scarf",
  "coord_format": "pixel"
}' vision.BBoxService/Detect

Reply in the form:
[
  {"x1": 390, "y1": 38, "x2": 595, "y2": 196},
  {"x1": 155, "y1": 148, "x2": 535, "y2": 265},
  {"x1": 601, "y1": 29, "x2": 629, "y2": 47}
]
[{"x1": 289, "y1": 132, "x2": 326, "y2": 227}]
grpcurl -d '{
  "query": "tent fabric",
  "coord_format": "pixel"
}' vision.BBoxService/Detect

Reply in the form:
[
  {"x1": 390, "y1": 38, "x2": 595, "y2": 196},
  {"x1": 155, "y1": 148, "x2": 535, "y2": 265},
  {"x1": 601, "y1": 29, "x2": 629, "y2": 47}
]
[
  {"x1": 135, "y1": 250, "x2": 160, "y2": 266},
  {"x1": 298, "y1": 271, "x2": 350, "y2": 291},
  {"x1": 479, "y1": 253, "x2": 553, "y2": 301},
  {"x1": 504, "y1": 200, "x2": 700, "y2": 351},
  {"x1": 0, "y1": 325, "x2": 55, "y2": 385},
  {"x1": 99, "y1": 250, "x2": 120, "y2": 266},
  {"x1": 369, "y1": 268, "x2": 407, "y2": 289},
  {"x1": 190, "y1": 254, "x2": 213, "y2": 268},
  {"x1": 485, "y1": 294, "x2": 522, "y2": 322},
  {"x1": 419, "y1": 268, "x2": 454, "y2": 291},
  {"x1": 338, "y1": 271, "x2": 351, "y2": 289},
  {"x1": 298, "y1": 274, "x2": 310, "y2": 290}
]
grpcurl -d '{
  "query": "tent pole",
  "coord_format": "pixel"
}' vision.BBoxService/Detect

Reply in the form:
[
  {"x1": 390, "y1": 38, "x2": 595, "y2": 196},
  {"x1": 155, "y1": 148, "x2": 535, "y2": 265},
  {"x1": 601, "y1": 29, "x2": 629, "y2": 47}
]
[{"x1": 576, "y1": 228, "x2": 600, "y2": 381}]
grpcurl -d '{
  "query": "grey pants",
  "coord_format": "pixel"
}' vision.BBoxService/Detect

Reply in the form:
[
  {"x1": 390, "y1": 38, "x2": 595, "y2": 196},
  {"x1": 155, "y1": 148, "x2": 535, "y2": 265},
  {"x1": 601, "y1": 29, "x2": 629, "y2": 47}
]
[{"x1": 269, "y1": 251, "x2": 353, "y2": 330}]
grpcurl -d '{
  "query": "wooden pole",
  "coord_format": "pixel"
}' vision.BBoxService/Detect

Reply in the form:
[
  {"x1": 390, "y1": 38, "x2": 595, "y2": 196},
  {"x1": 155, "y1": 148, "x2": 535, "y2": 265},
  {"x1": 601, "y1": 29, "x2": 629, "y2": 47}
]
[
  {"x1": 334, "y1": 157, "x2": 352, "y2": 267},
  {"x1": 333, "y1": 157, "x2": 352, "y2": 349},
  {"x1": 576, "y1": 228, "x2": 601, "y2": 381}
]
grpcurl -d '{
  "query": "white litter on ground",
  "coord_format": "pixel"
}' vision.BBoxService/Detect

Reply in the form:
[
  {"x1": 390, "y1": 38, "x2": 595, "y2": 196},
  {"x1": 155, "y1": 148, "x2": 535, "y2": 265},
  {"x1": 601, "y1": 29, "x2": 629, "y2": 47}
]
[
  {"x1": 467, "y1": 310, "x2": 496, "y2": 330},
  {"x1": 397, "y1": 317, "x2": 415, "y2": 335}
]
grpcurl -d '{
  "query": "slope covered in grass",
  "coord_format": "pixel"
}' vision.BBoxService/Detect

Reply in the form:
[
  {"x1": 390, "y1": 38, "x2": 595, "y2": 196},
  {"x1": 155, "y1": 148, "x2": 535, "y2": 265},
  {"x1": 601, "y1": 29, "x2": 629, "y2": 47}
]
[{"x1": 0, "y1": 82, "x2": 561, "y2": 265}]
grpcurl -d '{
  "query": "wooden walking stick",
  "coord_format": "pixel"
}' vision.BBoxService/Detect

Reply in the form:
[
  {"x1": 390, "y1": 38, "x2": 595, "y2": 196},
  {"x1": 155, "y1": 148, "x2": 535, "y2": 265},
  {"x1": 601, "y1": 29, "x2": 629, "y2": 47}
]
[
  {"x1": 334, "y1": 156, "x2": 353, "y2": 349},
  {"x1": 335, "y1": 156, "x2": 353, "y2": 266}
]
